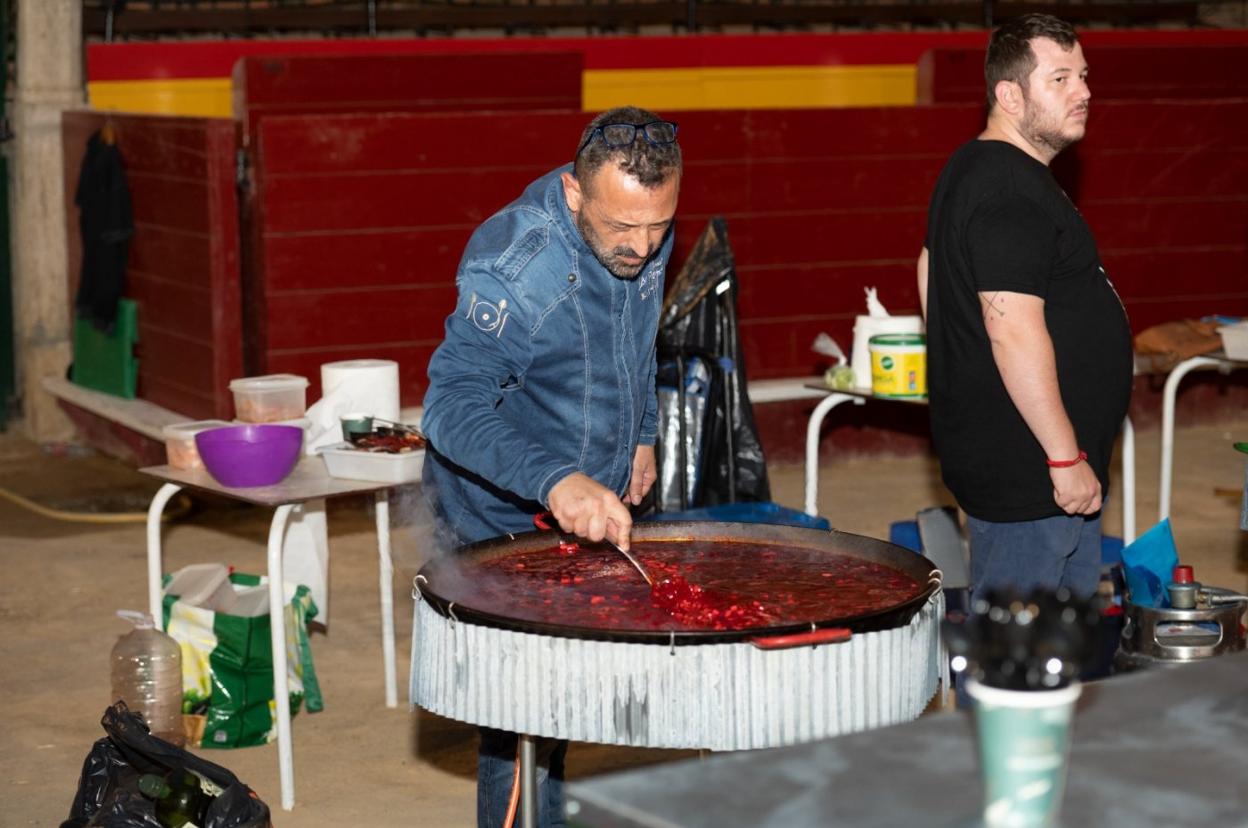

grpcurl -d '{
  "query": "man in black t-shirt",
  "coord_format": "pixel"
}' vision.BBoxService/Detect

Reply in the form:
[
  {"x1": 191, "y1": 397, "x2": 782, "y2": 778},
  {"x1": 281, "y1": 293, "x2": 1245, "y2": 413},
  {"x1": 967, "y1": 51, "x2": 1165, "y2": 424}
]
[{"x1": 918, "y1": 14, "x2": 1133, "y2": 603}]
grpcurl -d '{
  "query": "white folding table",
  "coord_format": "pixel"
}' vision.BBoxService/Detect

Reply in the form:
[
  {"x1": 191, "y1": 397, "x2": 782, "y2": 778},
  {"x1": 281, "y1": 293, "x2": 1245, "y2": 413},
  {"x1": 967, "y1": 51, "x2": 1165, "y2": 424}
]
[
  {"x1": 1157, "y1": 351, "x2": 1248, "y2": 521},
  {"x1": 141, "y1": 459, "x2": 400, "y2": 811},
  {"x1": 800, "y1": 382, "x2": 1139, "y2": 542}
]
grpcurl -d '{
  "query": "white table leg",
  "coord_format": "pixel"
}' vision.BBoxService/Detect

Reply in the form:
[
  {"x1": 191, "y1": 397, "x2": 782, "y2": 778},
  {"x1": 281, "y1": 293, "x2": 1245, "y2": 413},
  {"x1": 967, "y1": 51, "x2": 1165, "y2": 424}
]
[
  {"x1": 375, "y1": 490, "x2": 397, "y2": 708},
  {"x1": 1121, "y1": 415, "x2": 1135, "y2": 545},
  {"x1": 146, "y1": 483, "x2": 184, "y2": 622},
  {"x1": 267, "y1": 503, "x2": 297, "y2": 811},
  {"x1": 520, "y1": 733, "x2": 538, "y2": 828},
  {"x1": 1159, "y1": 356, "x2": 1221, "y2": 521},
  {"x1": 804, "y1": 393, "x2": 862, "y2": 518}
]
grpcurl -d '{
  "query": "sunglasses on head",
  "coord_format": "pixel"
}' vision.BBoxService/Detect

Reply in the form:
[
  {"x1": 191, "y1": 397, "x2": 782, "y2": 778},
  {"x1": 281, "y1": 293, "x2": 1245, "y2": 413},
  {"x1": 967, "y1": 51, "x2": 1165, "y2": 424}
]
[{"x1": 576, "y1": 120, "x2": 679, "y2": 156}]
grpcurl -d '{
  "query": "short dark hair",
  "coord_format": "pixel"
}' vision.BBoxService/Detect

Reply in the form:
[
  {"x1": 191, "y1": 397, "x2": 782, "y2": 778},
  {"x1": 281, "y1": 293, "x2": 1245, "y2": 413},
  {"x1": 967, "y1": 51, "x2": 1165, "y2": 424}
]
[
  {"x1": 985, "y1": 13, "x2": 1079, "y2": 108},
  {"x1": 573, "y1": 105, "x2": 682, "y2": 193}
]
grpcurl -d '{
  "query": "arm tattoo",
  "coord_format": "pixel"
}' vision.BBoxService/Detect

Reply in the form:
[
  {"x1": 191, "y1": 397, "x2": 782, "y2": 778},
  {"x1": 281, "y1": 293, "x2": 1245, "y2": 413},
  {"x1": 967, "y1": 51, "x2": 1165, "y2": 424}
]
[{"x1": 982, "y1": 292, "x2": 1006, "y2": 321}]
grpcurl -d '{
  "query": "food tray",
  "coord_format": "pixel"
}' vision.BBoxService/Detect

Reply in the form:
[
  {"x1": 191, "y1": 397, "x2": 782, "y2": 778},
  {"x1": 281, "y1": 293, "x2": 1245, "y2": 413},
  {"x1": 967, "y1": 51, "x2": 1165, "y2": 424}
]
[{"x1": 317, "y1": 442, "x2": 424, "y2": 483}]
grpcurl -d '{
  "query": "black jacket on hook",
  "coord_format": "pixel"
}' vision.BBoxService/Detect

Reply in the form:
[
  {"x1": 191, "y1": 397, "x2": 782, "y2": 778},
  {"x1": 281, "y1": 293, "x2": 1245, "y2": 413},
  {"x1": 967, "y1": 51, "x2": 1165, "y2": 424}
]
[{"x1": 74, "y1": 130, "x2": 133, "y2": 332}]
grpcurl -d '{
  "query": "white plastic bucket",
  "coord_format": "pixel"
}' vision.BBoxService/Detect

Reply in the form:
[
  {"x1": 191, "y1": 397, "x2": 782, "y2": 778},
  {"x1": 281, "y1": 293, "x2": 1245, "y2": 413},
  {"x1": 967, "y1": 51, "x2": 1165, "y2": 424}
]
[
  {"x1": 869, "y1": 333, "x2": 926, "y2": 398},
  {"x1": 852, "y1": 315, "x2": 924, "y2": 389}
]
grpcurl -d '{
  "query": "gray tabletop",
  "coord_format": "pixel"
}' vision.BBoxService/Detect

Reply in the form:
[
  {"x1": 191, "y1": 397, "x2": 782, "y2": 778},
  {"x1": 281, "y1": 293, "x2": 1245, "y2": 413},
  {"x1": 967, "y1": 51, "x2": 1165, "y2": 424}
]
[
  {"x1": 140, "y1": 458, "x2": 393, "y2": 507},
  {"x1": 568, "y1": 651, "x2": 1248, "y2": 828}
]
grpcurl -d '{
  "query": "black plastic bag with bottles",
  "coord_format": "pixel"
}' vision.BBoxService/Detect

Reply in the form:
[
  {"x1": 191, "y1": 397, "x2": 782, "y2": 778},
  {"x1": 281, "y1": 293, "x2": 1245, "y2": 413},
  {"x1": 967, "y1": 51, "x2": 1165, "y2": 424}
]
[{"x1": 61, "y1": 702, "x2": 270, "y2": 828}]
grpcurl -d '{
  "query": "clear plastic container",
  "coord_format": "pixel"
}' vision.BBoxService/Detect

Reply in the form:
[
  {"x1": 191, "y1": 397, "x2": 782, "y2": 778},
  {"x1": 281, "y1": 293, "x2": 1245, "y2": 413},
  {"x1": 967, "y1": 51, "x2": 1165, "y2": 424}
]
[
  {"x1": 111, "y1": 611, "x2": 185, "y2": 746},
  {"x1": 228, "y1": 374, "x2": 309, "y2": 423},
  {"x1": 162, "y1": 420, "x2": 233, "y2": 470}
]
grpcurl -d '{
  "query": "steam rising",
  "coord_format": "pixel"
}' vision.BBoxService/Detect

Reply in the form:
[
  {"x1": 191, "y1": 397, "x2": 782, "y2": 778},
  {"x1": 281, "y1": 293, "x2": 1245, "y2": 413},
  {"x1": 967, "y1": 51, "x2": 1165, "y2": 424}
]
[{"x1": 390, "y1": 483, "x2": 452, "y2": 582}]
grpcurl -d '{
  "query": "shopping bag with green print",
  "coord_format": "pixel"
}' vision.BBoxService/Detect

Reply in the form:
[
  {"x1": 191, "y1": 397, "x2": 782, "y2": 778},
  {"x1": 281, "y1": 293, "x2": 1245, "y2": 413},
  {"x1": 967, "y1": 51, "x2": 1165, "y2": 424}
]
[{"x1": 161, "y1": 565, "x2": 322, "y2": 749}]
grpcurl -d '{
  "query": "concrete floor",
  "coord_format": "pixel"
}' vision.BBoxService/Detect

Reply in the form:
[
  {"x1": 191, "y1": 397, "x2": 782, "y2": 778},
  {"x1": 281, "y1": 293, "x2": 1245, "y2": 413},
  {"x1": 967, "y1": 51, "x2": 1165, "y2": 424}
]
[{"x1": 1, "y1": 421, "x2": 1245, "y2": 826}]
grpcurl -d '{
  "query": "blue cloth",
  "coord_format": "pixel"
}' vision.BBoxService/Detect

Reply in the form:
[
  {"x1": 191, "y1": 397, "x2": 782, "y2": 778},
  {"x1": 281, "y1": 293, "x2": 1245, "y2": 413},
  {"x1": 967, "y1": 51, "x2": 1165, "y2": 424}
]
[
  {"x1": 966, "y1": 513, "x2": 1103, "y2": 603},
  {"x1": 477, "y1": 729, "x2": 567, "y2": 828},
  {"x1": 421, "y1": 164, "x2": 673, "y2": 545},
  {"x1": 1121, "y1": 518, "x2": 1179, "y2": 608}
]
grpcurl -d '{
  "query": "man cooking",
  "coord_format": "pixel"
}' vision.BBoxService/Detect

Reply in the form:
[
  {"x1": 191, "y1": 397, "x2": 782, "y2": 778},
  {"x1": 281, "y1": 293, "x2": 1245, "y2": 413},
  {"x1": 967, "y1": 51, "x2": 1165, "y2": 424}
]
[
  {"x1": 917, "y1": 14, "x2": 1133, "y2": 605},
  {"x1": 420, "y1": 106, "x2": 682, "y2": 828}
]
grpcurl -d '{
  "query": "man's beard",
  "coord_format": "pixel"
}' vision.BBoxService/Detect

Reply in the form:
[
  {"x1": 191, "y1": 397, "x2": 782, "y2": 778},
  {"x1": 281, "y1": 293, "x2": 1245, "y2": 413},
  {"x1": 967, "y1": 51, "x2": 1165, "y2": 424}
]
[
  {"x1": 576, "y1": 210, "x2": 647, "y2": 280},
  {"x1": 1020, "y1": 96, "x2": 1087, "y2": 155}
]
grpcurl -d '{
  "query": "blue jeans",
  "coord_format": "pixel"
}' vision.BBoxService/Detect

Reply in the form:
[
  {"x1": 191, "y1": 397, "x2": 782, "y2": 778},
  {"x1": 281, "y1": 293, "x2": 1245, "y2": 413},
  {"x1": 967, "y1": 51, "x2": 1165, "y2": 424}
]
[
  {"x1": 954, "y1": 513, "x2": 1102, "y2": 708},
  {"x1": 966, "y1": 512, "x2": 1103, "y2": 603},
  {"x1": 478, "y1": 728, "x2": 567, "y2": 828}
]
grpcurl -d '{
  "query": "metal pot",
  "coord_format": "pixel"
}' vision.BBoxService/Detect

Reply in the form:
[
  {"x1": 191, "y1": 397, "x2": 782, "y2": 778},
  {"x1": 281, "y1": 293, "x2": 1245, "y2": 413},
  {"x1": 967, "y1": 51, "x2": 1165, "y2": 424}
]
[
  {"x1": 416, "y1": 520, "x2": 942, "y2": 644},
  {"x1": 410, "y1": 521, "x2": 947, "y2": 751}
]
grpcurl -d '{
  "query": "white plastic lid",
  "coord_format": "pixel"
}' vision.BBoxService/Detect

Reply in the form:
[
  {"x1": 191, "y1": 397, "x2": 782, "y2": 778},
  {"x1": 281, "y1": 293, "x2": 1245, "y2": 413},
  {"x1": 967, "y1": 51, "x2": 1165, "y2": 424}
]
[
  {"x1": 232, "y1": 416, "x2": 312, "y2": 430},
  {"x1": 228, "y1": 373, "x2": 309, "y2": 393},
  {"x1": 162, "y1": 419, "x2": 234, "y2": 440}
]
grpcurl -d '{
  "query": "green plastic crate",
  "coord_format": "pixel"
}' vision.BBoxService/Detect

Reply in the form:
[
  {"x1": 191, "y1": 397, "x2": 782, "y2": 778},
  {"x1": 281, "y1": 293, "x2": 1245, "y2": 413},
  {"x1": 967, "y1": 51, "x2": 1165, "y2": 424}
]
[{"x1": 71, "y1": 298, "x2": 138, "y2": 399}]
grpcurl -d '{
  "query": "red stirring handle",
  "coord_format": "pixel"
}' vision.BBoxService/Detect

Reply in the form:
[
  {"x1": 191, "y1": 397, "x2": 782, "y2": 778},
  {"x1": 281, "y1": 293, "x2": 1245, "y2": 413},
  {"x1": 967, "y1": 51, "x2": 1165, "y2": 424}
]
[
  {"x1": 750, "y1": 627, "x2": 852, "y2": 650},
  {"x1": 534, "y1": 512, "x2": 581, "y2": 555}
]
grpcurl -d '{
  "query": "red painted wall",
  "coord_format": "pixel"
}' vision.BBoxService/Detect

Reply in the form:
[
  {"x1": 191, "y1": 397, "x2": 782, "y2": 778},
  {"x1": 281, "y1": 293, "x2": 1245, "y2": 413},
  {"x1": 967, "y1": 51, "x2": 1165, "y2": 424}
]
[
  {"x1": 64, "y1": 112, "x2": 242, "y2": 421},
  {"x1": 233, "y1": 51, "x2": 583, "y2": 141},
  {"x1": 74, "y1": 42, "x2": 1247, "y2": 463},
  {"x1": 237, "y1": 51, "x2": 585, "y2": 390},
  {"x1": 918, "y1": 44, "x2": 1248, "y2": 104},
  {"x1": 88, "y1": 29, "x2": 1248, "y2": 82},
  {"x1": 244, "y1": 100, "x2": 1248, "y2": 413}
]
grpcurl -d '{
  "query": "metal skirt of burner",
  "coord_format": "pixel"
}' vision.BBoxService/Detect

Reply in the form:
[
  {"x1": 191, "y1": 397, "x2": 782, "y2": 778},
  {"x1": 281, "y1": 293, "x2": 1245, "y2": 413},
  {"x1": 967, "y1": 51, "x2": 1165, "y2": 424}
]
[{"x1": 410, "y1": 591, "x2": 944, "y2": 750}]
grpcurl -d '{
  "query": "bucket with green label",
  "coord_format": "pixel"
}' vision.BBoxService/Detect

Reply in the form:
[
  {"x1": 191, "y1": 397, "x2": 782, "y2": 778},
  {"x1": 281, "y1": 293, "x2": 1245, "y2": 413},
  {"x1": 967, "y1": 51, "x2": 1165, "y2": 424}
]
[{"x1": 869, "y1": 333, "x2": 926, "y2": 398}]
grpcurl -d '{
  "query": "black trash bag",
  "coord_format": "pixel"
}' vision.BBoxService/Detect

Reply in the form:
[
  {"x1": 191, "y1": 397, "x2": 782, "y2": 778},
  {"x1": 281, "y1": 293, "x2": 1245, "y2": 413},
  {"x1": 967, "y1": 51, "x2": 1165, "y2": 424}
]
[
  {"x1": 655, "y1": 217, "x2": 770, "y2": 510},
  {"x1": 655, "y1": 351, "x2": 718, "y2": 510},
  {"x1": 62, "y1": 702, "x2": 270, "y2": 828}
]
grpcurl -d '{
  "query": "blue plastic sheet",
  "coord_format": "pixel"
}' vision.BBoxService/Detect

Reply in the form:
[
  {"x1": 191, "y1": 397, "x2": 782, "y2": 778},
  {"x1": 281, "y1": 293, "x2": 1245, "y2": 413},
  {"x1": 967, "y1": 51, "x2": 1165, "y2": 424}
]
[{"x1": 644, "y1": 502, "x2": 830, "y2": 531}]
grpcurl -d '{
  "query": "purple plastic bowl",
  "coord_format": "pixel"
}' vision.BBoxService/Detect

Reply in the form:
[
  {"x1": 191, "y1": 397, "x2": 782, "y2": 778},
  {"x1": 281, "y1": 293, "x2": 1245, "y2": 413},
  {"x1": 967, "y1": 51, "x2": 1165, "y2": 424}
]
[{"x1": 194, "y1": 424, "x2": 303, "y2": 488}]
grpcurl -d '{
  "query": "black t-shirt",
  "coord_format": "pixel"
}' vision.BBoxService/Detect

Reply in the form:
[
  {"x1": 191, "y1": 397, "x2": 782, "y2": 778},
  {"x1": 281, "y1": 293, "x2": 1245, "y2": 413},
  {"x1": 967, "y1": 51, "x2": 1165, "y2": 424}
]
[{"x1": 924, "y1": 139, "x2": 1133, "y2": 522}]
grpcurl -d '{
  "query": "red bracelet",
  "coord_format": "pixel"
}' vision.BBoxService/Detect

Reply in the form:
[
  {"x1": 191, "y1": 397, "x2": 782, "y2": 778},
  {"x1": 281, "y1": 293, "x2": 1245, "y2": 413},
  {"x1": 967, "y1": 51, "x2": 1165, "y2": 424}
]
[{"x1": 1046, "y1": 450, "x2": 1087, "y2": 468}]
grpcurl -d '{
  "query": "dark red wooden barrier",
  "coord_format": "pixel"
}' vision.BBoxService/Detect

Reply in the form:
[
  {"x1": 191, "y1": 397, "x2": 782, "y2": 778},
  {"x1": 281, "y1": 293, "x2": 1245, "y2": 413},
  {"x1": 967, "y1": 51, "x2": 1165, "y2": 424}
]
[
  {"x1": 236, "y1": 50, "x2": 585, "y2": 393},
  {"x1": 63, "y1": 112, "x2": 242, "y2": 421},
  {"x1": 244, "y1": 100, "x2": 1248, "y2": 413},
  {"x1": 247, "y1": 109, "x2": 583, "y2": 399},
  {"x1": 917, "y1": 44, "x2": 1248, "y2": 104},
  {"x1": 232, "y1": 51, "x2": 583, "y2": 143}
]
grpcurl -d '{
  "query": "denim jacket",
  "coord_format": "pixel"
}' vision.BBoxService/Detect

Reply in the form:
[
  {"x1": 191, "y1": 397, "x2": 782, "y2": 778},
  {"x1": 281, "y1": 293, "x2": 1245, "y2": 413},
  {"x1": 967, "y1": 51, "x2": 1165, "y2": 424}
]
[{"x1": 421, "y1": 164, "x2": 672, "y2": 545}]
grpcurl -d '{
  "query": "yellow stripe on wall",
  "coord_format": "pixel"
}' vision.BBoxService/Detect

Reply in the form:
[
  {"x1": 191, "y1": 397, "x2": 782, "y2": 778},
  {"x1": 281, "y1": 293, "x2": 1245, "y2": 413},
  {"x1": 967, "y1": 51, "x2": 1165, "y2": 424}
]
[
  {"x1": 88, "y1": 78, "x2": 234, "y2": 118},
  {"x1": 86, "y1": 65, "x2": 917, "y2": 118},
  {"x1": 584, "y1": 64, "x2": 917, "y2": 111}
]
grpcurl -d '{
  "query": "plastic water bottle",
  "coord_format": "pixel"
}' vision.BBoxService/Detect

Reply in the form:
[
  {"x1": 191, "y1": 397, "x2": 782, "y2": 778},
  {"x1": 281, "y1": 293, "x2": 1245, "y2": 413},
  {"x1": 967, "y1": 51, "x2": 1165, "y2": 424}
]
[{"x1": 111, "y1": 610, "x2": 185, "y2": 747}]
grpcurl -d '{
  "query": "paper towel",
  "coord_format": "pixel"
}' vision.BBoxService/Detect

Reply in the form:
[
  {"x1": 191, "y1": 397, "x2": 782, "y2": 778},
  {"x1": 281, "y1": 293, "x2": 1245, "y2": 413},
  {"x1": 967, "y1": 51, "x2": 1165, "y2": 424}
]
[{"x1": 304, "y1": 359, "x2": 402, "y2": 453}]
